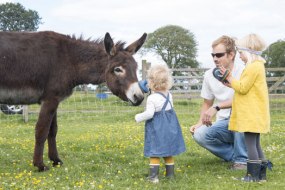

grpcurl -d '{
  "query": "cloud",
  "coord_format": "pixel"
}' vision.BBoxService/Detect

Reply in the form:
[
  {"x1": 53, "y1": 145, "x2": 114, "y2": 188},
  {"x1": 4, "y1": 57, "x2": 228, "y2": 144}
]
[{"x1": 2, "y1": 0, "x2": 285, "y2": 67}]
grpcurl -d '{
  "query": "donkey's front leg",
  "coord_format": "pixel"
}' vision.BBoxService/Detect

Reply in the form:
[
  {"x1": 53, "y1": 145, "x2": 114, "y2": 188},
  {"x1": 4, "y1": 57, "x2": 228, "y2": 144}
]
[
  {"x1": 48, "y1": 112, "x2": 63, "y2": 167},
  {"x1": 33, "y1": 100, "x2": 59, "y2": 172}
]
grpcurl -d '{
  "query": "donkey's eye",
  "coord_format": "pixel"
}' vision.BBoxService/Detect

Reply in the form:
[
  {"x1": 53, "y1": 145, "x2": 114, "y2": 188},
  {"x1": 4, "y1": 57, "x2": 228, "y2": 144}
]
[
  {"x1": 114, "y1": 67, "x2": 123, "y2": 73},
  {"x1": 113, "y1": 66, "x2": 126, "y2": 76}
]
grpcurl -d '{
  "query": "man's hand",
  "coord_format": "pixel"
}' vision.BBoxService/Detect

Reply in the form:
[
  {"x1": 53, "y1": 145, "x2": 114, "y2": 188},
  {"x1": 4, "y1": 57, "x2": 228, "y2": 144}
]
[
  {"x1": 189, "y1": 123, "x2": 202, "y2": 135},
  {"x1": 202, "y1": 107, "x2": 217, "y2": 126}
]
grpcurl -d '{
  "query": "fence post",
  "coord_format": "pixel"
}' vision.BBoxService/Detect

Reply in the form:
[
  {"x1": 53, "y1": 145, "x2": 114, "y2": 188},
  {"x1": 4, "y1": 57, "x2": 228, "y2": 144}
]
[
  {"x1": 141, "y1": 60, "x2": 151, "y2": 106},
  {"x1": 23, "y1": 105, "x2": 29, "y2": 122},
  {"x1": 187, "y1": 66, "x2": 191, "y2": 90},
  {"x1": 142, "y1": 60, "x2": 150, "y2": 80}
]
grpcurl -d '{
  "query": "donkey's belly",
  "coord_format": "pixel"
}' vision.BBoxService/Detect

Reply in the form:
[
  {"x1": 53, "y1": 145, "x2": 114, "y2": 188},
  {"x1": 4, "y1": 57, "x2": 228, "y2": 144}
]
[{"x1": 0, "y1": 87, "x2": 43, "y2": 104}]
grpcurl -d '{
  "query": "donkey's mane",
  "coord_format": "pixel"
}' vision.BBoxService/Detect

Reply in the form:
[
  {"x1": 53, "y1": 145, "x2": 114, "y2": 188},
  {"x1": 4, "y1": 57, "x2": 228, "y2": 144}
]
[{"x1": 70, "y1": 34, "x2": 126, "y2": 51}]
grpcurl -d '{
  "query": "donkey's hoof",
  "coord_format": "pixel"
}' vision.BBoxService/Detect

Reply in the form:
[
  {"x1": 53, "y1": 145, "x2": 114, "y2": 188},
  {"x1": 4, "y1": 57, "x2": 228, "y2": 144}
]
[
  {"x1": 52, "y1": 160, "x2": 63, "y2": 167},
  {"x1": 38, "y1": 165, "x2": 49, "y2": 172},
  {"x1": 34, "y1": 162, "x2": 50, "y2": 172}
]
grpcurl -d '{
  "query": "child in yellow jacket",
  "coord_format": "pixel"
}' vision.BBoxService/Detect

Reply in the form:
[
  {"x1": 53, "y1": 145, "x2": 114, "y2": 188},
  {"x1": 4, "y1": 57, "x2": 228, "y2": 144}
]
[{"x1": 220, "y1": 33, "x2": 272, "y2": 182}]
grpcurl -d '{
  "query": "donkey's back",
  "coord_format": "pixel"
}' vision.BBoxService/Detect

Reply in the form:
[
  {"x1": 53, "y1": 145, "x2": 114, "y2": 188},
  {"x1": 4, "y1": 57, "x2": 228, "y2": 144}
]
[{"x1": 0, "y1": 31, "x2": 75, "y2": 105}]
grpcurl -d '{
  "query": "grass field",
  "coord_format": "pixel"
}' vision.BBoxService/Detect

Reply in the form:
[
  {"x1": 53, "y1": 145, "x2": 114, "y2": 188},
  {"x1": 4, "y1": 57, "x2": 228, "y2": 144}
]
[{"x1": 0, "y1": 92, "x2": 285, "y2": 189}]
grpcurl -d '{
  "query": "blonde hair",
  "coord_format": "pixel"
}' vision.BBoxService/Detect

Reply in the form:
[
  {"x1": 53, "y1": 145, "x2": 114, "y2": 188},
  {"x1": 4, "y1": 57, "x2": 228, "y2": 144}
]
[
  {"x1": 147, "y1": 64, "x2": 173, "y2": 91},
  {"x1": 236, "y1": 33, "x2": 266, "y2": 64},
  {"x1": 212, "y1": 35, "x2": 236, "y2": 61}
]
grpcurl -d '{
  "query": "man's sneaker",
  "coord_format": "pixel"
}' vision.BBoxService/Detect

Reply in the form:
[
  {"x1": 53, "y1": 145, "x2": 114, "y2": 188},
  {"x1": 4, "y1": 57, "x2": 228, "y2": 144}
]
[{"x1": 229, "y1": 163, "x2": 247, "y2": 170}]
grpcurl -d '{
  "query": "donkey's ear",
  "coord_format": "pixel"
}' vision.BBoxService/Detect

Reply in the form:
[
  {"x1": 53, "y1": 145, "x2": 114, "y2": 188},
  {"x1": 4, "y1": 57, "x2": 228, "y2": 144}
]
[
  {"x1": 104, "y1": 32, "x2": 116, "y2": 56},
  {"x1": 125, "y1": 33, "x2": 147, "y2": 55}
]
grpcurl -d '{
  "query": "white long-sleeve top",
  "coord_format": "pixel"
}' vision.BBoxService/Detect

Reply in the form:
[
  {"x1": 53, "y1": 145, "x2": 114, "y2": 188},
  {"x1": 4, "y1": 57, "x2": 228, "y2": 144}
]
[{"x1": 135, "y1": 92, "x2": 174, "y2": 123}]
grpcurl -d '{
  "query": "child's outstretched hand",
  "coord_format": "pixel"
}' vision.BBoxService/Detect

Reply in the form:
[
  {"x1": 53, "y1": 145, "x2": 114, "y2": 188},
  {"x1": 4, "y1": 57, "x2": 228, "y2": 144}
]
[
  {"x1": 134, "y1": 114, "x2": 140, "y2": 123},
  {"x1": 219, "y1": 66, "x2": 232, "y2": 88}
]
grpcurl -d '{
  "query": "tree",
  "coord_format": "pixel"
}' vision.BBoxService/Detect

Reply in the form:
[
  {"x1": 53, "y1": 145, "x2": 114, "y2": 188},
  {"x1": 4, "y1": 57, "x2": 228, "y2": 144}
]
[
  {"x1": 0, "y1": 2, "x2": 42, "y2": 31},
  {"x1": 263, "y1": 39, "x2": 285, "y2": 77},
  {"x1": 263, "y1": 39, "x2": 285, "y2": 68},
  {"x1": 142, "y1": 25, "x2": 199, "y2": 69}
]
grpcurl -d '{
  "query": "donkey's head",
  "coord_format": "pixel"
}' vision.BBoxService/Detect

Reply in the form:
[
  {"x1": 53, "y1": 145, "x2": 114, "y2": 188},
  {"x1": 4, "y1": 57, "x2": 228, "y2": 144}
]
[{"x1": 104, "y1": 33, "x2": 147, "y2": 106}]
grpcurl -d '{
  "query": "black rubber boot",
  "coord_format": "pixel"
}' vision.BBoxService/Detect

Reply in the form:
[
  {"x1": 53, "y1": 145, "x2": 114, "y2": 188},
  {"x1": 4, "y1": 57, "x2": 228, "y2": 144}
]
[
  {"x1": 165, "y1": 164, "x2": 175, "y2": 178},
  {"x1": 241, "y1": 160, "x2": 261, "y2": 182},
  {"x1": 260, "y1": 160, "x2": 273, "y2": 181},
  {"x1": 147, "y1": 165, "x2": 159, "y2": 183}
]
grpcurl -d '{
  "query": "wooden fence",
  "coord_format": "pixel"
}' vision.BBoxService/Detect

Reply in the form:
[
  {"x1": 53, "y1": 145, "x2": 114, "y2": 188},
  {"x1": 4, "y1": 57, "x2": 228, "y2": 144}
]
[
  {"x1": 141, "y1": 60, "x2": 285, "y2": 99},
  {"x1": 18, "y1": 61, "x2": 285, "y2": 122}
]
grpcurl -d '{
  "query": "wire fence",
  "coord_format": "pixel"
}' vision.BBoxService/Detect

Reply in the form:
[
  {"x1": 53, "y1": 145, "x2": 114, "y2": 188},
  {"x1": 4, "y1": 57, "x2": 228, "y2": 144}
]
[
  {"x1": 0, "y1": 62, "x2": 284, "y2": 124},
  {"x1": 0, "y1": 88, "x2": 284, "y2": 127}
]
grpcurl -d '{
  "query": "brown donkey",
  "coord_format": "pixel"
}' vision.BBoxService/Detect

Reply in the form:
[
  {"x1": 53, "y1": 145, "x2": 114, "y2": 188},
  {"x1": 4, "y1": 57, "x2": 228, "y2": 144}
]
[{"x1": 0, "y1": 31, "x2": 147, "y2": 171}]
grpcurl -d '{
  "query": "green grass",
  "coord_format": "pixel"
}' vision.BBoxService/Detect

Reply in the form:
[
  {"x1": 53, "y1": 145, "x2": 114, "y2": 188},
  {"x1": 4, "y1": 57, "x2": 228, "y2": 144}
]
[{"x1": 0, "y1": 92, "x2": 285, "y2": 189}]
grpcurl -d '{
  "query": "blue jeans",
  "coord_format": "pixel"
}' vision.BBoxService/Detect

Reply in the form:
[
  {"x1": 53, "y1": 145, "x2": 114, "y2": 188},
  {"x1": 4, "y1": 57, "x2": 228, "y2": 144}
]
[{"x1": 193, "y1": 119, "x2": 247, "y2": 164}]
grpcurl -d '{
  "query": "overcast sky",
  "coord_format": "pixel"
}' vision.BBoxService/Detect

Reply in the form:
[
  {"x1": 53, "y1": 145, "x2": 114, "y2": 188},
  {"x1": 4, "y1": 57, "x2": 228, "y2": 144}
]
[{"x1": 1, "y1": 0, "x2": 284, "y2": 68}]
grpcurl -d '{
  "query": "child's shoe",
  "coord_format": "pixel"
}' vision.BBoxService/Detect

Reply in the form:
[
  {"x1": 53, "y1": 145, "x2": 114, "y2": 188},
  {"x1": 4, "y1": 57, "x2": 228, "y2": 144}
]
[
  {"x1": 147, "y1": 165, "x2": 159, "y2": 183},
  {"x1": 165, "y1": 164, "x2": 175, "y2": 179}
]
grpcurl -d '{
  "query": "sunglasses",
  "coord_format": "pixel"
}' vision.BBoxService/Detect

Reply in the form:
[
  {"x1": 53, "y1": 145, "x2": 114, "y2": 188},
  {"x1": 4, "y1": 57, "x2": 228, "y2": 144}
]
[{"x1": 211, "y1": 52, "x2": 227, "y2": 58}]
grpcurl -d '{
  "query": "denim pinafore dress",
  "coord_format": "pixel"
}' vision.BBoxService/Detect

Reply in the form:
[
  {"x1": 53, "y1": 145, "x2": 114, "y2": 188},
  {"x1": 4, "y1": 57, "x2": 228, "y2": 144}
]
[{"x1": 144, "y1": 92, "x2": 186, "y2": 157}]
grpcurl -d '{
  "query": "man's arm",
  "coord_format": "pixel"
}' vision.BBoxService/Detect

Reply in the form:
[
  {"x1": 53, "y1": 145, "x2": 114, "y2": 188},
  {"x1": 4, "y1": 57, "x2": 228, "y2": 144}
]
[
  {"x1": 201, "y1": 99, "x2": 216, "y2": 126},
  {"x1": 217, "y1": 99, "x2": 232, "y2": 109},
  {"x1": 203, "y1": 98, "x2": 233, "y2": 126},
  {"x1": 190, "y1": 98, "x2": 214, "y2": 134},
  {"x1": 190, "y1": 98, "x2": 233, "y2": 134}
]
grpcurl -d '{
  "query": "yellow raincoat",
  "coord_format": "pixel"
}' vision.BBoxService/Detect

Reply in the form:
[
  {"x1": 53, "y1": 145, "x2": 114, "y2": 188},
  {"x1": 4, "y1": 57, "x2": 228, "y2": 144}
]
[{"x1": 229, "y1": 60, "x2": 270, "y2": 133}]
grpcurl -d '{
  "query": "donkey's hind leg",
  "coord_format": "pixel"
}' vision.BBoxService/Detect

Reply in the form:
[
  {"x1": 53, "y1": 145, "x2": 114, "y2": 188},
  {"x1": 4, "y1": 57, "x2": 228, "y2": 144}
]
[{"x1": 48, "y1": 112, "x2": 63, "y2": 167}]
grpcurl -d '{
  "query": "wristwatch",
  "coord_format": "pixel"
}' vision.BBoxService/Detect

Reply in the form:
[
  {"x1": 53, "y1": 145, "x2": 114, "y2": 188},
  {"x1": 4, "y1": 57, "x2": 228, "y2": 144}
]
[{"x1": 214, "y1": 105, "x2": 220, "y2": 111}]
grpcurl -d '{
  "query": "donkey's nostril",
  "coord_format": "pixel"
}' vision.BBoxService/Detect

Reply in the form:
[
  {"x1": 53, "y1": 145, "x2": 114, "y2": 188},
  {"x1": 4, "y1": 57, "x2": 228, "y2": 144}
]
[{"x1": 130, "y1": 93, "x2": 144, "y2": 106}]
